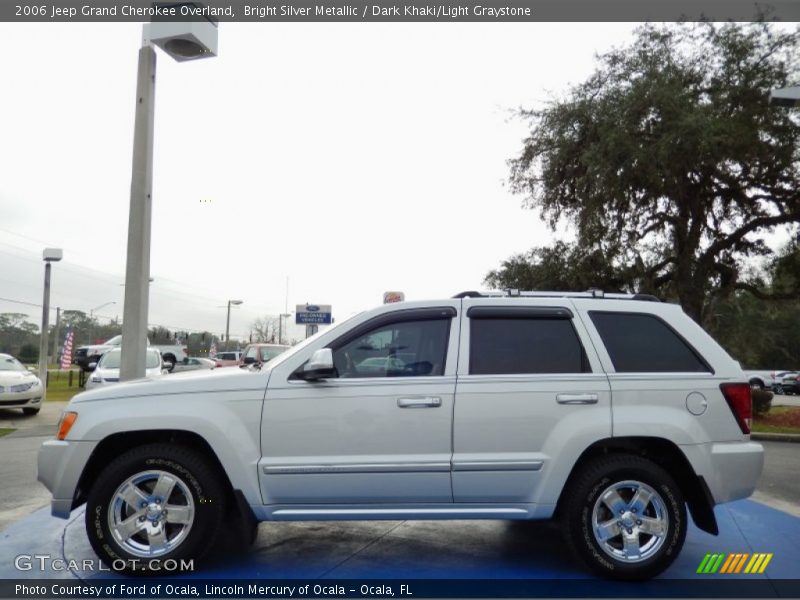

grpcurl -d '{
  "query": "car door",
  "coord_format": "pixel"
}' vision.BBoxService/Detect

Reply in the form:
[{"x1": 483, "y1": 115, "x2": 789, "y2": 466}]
[
  {"x1": 259, "y1": 303, "x2": 460, "y2": 505},
  {"x1": 452, "y1": 298, "x2": 612, "y2": 504}
]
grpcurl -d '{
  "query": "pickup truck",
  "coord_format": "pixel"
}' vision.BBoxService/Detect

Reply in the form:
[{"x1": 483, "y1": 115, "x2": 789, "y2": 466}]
[{"x1": 73, "y1": 335, "x2": 188, "y2": 372}]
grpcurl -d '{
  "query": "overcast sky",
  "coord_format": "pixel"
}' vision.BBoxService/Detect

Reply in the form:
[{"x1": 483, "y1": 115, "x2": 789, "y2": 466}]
[{"x1": 1, "y1": 22, "x2": 646, "y2": 342}]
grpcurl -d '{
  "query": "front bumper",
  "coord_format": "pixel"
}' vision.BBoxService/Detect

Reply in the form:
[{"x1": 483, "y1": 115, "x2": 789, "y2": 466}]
[
  {"x1": 0, "y1": 390, "x2": 42, "y2": 409},
  {"x1": 37, "y1": 438, "x2": 98, "y2": 518}
]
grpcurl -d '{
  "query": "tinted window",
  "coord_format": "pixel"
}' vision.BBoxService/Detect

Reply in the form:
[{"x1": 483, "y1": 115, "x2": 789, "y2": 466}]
[
  {"x1": 331, "y1": 319, "x2": 450, "y2": 378},
  {"x1": 589, "y1": 312, "x2": 710, "y2": 373},
  {"x1": 469, "y1": 318, "x2": 589, "y2": 375}
]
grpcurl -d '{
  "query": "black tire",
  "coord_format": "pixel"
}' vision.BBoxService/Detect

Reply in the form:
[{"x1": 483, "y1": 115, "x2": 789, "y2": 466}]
[
  {"x1": 774, "y1": 384, "x2": 785, "y2": 395},
  {"x1": 749, "y1": 380, "x2": 764, "y2": 391},
  {"x1": 560, "y1": 454, "x2": 686, "y2": 580},
  {"x1": 85, "y1": 443, "x2": 227, "y2": 575},
  {"x1": 22, "y1": 407, "x2": 40, "y2": 416},
  {"x1": 163, "y1": 354, "x2": 176, "y2": 373}
]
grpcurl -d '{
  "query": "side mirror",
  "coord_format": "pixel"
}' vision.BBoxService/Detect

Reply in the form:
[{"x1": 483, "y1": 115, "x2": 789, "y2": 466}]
[
  {"x1": 243, "y1": 356, "x2": 257, "y2": 365},
  {"x1": 88, "y1": 362, "x2": 97, "y2": 370},
  {"x1": 297, "y1": 348, "x2": 336, "y2": 381}
]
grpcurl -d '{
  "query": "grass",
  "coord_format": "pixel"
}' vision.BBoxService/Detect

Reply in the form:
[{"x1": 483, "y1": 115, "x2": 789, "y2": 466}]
[
  {"x1": 43, "y1": 369, "x2": 84, "y2": 402},
  {"x1": 0, "y1": 428, "x2": 15, "y2": 438},
  {"x1": 753, "y1": 406, "x2": 800, "y2": 434}
]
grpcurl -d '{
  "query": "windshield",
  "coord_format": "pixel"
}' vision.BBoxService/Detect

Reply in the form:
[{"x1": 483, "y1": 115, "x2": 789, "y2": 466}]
[
  {"x1": 99, "y1": 349, "x2": 161, "y2": 369},
  {"x1": 261, "y1": 347, "x2": 289, "y2": 361},
  {"x1": 0, "y1": 356, "x2": 27, "y2": 372}
]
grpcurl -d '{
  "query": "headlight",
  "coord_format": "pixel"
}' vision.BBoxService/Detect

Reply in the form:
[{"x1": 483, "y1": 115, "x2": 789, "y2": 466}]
[{"x1": 10, "y1": 382, "x2": 35, "y2": 393}]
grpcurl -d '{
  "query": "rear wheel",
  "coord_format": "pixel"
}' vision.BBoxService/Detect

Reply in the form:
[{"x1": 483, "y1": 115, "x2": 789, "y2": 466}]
[
  {"x1": 561, "y1": 454, "x2": 686, "y2": 580},
  {"x1": 85, "y1": 444, "x2": 227, "y2": 574},
  {"x1": 774, "y1": 384, "x2": 785, "y2": 395}
]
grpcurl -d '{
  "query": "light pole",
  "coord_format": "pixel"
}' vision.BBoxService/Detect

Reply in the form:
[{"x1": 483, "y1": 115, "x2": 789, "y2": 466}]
[
  {"x1": 38, "y1": 248, "x2": 62, "y2": 399},
  {"x1": 120, "y1": 11, "x2": 218, "y2": 381},
  {"x1": 225, "y1": 300, "x2": 243, "y2": 349},
  {"x1": 770, "y1": 86, "x2": 800, "y2": 107}
]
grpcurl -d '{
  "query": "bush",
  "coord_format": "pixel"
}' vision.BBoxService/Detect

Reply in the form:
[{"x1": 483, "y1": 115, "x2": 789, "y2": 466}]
[
  {"x1": 752, "y1": 389, "x2": 773, "y2": 417},
  {"x1": 17, "y1": 343, "x2": 38, "y2": 363}
]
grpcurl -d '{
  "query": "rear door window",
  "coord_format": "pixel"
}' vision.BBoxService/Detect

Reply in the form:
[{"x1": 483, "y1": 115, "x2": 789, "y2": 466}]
[
  {"x1": 469, "y1": 316, "x2": 589, "y2": 375},
  {"x1": 589, "y1": 311, "x2": 711, "y2": 373}
]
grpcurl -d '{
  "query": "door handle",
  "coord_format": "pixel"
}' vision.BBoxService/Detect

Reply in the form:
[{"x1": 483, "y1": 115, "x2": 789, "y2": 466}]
[
  {"x1": 397, "y1": 396, "x2": 442, "y2": 408},
  {"x1": 556, "y1": 393, "x2": 599, "y2": 405}
]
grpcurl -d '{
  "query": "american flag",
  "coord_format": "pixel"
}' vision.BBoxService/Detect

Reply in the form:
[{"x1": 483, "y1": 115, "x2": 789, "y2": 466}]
[
  {"x1": 209, "y1": 339, "x2": 217, "y2": 358},
  {"x1": 60, "y1": 329, "x2": 74, "y2": 369}
]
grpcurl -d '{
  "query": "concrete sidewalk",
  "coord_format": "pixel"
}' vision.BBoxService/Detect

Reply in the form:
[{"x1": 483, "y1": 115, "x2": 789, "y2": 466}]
[{"x1": 1, "y1": 500, "x2": 798, "y2": 582}]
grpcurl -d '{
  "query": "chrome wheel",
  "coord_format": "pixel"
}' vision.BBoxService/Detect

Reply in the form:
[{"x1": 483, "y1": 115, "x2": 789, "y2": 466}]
[
  {"x1": 108, "y1": 470, "x2": 195, "y2": 558},
  {"x1": 592, "y1": 480, "x2": 668, "y2": 563}
]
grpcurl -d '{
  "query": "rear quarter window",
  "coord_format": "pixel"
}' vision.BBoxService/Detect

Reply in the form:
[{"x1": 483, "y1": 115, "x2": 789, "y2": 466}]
[{"x1": 589, "y1": 311, "x2": 711, "y2": 373}]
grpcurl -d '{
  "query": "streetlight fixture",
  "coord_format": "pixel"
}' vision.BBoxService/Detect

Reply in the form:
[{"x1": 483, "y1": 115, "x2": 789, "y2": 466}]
[
  {"x1": 38, "y1": 248, "x2": 62, "y2": 400},
  {"x1": 770, "y1": 86, "x2": 800, "y2": 107},
  {"x1": 225, "y1": 300, "x2": 243, "y2": 349},
  {"x1": 120, "y1": 8, "x2": 218, "y2": 382}
]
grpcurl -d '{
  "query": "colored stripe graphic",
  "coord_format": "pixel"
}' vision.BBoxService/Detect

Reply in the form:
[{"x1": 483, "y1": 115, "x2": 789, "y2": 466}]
[{"x1": 698, "y1": 553, "x2": 773, "y2": 575}]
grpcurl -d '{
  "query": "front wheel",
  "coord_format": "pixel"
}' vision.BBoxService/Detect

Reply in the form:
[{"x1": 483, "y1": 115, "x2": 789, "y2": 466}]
[
  {"x1": 774, "y1": 384, "x2": 785, "y2": 395},
  {"x1": 85, "y1": 444, "x2": 227, "y2": 575},
  {"x1": 561, "y1": 454, "x2": 686, "y2": 580}
]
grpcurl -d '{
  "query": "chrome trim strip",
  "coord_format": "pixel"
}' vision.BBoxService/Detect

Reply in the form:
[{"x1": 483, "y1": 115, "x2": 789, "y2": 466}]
[
  {"x1": 263, "y1": 462, "x2": 450, "y2": 474},
  {"x1": 272, "y1": 507, "x2": 529, "y2": 517},
  {"x1": 452, "y1": 460, "x2": 544, "y2": 472}
]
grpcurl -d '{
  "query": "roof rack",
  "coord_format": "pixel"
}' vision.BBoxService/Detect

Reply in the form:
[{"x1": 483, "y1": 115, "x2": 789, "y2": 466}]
[{"x1": 452, "y1": 289, "x2": 660, "y2": 302}]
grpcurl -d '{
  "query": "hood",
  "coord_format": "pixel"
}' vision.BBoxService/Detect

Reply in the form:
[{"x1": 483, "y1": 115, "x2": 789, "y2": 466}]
[
  {"x1": 78, "y1": 343, "x2": 112, "y2": 353},
  {"x1": 72, "y1": 364, "x2": 265, "y2": 404},
  {"x1": 0, "y1": 371, "x2": 39, "y2": 383}
]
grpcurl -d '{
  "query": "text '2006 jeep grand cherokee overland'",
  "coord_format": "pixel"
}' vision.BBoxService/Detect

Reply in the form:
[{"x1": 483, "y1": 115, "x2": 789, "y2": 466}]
[{"x1": 38, "y1": 290, "x2": 763, "y2": 579}]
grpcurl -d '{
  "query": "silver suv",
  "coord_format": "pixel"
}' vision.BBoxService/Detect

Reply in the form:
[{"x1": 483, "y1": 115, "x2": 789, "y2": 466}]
[{"x1": 38, "y1": 290, "x2": 763, "y2": 579}]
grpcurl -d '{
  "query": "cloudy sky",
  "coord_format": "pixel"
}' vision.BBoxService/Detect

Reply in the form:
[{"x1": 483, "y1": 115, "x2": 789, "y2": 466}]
[{"x1": 1, "y1": 22, "x2": 645, "y2": 342}]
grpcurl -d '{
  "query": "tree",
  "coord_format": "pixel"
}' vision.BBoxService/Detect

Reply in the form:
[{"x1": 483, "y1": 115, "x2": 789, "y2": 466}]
[
  {"x1": 0, "y1": 313, "x2": 38, "y2": 357},
  {"x1": 502, "y1": 21, "x2": 800, "y2": 325},
  {"x1": 251, "y1": 316, "x2": 280, "y2": 343}
]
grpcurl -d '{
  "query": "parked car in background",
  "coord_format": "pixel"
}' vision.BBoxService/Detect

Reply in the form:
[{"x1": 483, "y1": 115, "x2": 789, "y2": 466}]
[
  {"x1": 772, "y1": 371, "x2": 798, "y2": 394},
  {"x1": 85, "y1": 348, "x2": 165, "y2": 390},
  {"x1": 0, "y1": 353, "x2": 44, "y2": 415},
  {"x1": 742, "y1": 369, "x2": 795, "y2": 390},
  {"x1": 778, "y1": 372, "x2": 800, "y2": 395},
  {"x1": 171, "y1": 357, "x2": 216, "y2": 373},
  {"x1": 213, "y1": 351, "x2": 242, "y2": 367},
  {"x1": 239, "y1": 343, "x2": 290, "y2": 367},
  {"x1": 74, "y1": 335, "x2": 188, "y2": 373}
]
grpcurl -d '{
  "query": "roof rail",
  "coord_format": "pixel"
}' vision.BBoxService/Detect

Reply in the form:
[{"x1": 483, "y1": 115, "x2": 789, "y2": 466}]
[{"x1": 451, "y1": 289, "x2": 661, "y2": 302}]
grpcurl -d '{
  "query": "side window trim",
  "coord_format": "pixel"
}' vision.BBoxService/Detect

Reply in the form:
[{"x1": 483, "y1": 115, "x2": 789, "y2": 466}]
[
  {"x1": 327, "y1": 307, "x2": 457, "y2": 351},
  {"x1": 588, "y1": 310, "x2": 714, "y2": 374}
]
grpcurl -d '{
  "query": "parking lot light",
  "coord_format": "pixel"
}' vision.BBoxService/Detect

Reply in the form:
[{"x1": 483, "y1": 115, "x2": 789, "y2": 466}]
[
  {"x1": 120, "y1": 13, "x2": 218, "y2": 382},
  {"x1": 38, "y1": 248, "x2": 62, "y2": 399},
  {"x1": 225, "y1": 300, "x2": 243, "y2": 349},
  {"x1": 770, "y1": 86, "x2": 800, "y2": 107}
]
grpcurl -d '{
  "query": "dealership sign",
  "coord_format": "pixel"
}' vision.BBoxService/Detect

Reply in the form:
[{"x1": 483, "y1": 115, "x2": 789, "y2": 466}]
[{"x1": 296, "y1": 304, "x2": 332, "y2": 325}]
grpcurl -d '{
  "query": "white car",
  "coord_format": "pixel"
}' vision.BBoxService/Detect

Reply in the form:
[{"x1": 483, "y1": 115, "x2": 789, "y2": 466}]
[
  {"x1": 0, "y1": 353, "x2": 44, "y2": 416},
  {"x1": 39, "y1": 290, "x2": 763, "y2": 579},
  {"x1": 84, "y1": 348, "x2": 165, "y2": 390}
]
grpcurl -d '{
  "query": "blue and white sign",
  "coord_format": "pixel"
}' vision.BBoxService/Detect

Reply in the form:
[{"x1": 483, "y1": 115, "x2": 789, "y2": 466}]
[{"x1": 296, "y1": 304, "x2": 332, "y2": 325}]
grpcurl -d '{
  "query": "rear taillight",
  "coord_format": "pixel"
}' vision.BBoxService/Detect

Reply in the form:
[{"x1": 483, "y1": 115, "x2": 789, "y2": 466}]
[{"x1": 720, "y1": 383, "x2": 752, "y2": 434}]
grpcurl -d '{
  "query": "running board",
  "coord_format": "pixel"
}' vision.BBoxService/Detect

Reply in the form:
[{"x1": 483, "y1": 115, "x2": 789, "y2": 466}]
[{"x1": 267, "y1": 507, "x2": 533, "y2": 520}]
